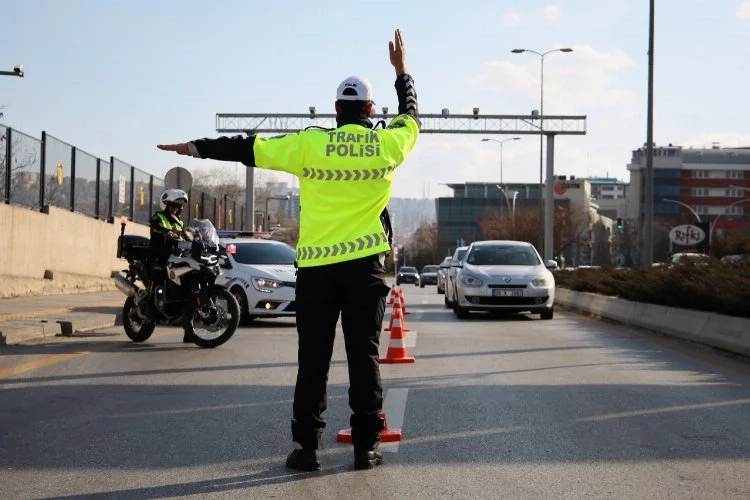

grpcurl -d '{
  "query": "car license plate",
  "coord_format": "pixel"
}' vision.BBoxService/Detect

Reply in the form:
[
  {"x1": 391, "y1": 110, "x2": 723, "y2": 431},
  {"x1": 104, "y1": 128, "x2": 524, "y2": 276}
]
[{"x1": 493, "y1": 289, "x2": 523, "y2": 297}]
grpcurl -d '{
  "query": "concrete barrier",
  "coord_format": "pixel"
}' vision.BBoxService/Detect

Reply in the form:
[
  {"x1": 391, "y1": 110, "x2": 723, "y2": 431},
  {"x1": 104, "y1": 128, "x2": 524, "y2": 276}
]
[
  {"x1": 0, "y1": 204, "x2": 149, "y2": 297},
  {"x1": 555, "y1": 287, "x2": 750, "y2": 357}
]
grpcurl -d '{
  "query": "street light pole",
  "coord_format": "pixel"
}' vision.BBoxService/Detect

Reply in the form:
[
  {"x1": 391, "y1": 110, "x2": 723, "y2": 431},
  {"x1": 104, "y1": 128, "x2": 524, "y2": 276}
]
[
  {"x1": 511, "y1": 47, "x2": 573, "y2": 258},
  {"x1": 0, "y1": 65, "x2": 24, "y2": 78},
  {"x1": 711, "y1": 198, "x2": 750, "y2": 245},
  {"x1": 662, "y1": 198, "x2": 702, "y2": 223},
  {"x1": 481, "y1": 137, "x2": 520, "y2": 186}
]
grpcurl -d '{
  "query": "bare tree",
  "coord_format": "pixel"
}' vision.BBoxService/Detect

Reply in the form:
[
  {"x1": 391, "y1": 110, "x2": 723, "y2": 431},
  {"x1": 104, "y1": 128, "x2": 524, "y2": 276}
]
[{"x1": 406, "y1": 220, "x2": 438, "y2": 270}]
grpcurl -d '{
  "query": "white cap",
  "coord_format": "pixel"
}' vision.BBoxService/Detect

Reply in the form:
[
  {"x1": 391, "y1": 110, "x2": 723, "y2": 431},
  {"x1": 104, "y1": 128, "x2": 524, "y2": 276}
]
[{"x1": 336, "y1": 76, "x2": 373, "y2": 102}]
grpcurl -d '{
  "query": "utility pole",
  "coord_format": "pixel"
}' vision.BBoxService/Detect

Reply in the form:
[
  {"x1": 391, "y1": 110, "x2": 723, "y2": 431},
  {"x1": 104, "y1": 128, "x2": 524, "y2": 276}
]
[{"x1": 643, "y1": 0, "x2": 655, "y2": 267}]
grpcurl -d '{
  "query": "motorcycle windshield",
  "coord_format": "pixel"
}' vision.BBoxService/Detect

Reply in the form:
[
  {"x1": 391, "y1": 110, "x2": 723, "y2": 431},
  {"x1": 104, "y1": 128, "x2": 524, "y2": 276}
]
[{"x1": 188, "y1": 219, "x2": 220, "y2": 247}]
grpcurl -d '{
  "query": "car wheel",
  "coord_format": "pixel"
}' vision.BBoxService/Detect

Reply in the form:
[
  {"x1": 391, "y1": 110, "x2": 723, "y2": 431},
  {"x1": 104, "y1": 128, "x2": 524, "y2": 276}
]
[
  {"x1": 540, "y1": 308, "x2": 554, "y2": 320},
  {"x1": 231, "y1": 286, "x2": 251, "y2": 325},
  {"x1": 453, "y1": 303, "x2": 469, "y2": 319}
]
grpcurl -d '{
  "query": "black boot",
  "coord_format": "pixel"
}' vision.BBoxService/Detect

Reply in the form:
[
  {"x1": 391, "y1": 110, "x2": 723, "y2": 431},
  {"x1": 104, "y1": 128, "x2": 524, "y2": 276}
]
[
  {"x1": 286, "y1": 448, "x2": 321, "y2": 472},
  {"x1": 354, "y1": 447, "x2": 383, "y2": 470}
]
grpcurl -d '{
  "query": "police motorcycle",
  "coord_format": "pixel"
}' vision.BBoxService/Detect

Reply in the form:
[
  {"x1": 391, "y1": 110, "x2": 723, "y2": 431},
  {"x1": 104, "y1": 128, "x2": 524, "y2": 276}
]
[{"x1": 113, "y1": 167, "x2": 240, "y2": 348}]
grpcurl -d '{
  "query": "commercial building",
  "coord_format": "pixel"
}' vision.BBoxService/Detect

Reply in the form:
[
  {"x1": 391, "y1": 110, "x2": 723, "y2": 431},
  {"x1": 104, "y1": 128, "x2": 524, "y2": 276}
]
[
  {"x1": 582, "y1": 177, "x2": 630, "y2": 220},
  {"x1": 435, "y1": 179, "x2": 611, "y2": 266},
  {"x1": 628, "y1": 144, "x2": 750, "y2": 224}
]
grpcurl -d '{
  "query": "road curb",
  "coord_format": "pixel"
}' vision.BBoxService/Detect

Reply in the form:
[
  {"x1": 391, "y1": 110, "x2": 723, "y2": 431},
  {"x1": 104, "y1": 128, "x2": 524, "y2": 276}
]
[
  {"x1": 0, "y1": 312, "x2": 122, "y2": 346},
  {"x1": 555, "y1": 288, "x2": 750, "y2": 357}
]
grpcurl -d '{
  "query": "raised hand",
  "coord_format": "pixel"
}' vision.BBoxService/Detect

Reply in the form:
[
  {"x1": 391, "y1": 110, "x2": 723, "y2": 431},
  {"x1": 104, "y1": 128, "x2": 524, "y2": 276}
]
[{"x1": 388, "y1": 29, "x2": 407, "y2": 76}]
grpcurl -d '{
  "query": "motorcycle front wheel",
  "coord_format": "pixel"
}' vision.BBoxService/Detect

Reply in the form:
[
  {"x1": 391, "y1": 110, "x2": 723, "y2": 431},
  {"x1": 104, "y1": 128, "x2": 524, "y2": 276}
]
[
  {"x1": 122, "y1": 296, "x2": 156, "y2": 342},
  {"x1": 184, "y1": 286, "x2": 240, "y2": 348}
]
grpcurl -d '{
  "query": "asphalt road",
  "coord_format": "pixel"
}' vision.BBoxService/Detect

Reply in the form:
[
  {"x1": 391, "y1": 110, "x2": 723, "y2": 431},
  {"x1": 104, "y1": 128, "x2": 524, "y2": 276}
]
[{"x1": 2, "y1": 284, "x2": 750, "y2": 499}]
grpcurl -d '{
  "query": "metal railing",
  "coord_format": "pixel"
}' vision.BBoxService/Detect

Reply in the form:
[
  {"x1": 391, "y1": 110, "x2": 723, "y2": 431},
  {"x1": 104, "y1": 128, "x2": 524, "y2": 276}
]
[{"x1": 1, "y1": 125, "x2": 247, "y2": 230}]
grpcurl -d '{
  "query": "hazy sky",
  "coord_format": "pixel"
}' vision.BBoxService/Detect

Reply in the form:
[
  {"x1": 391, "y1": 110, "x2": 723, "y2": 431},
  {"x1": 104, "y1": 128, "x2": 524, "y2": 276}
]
[{"x1": 2, "y1": 0, "x2": 749, "y2": 198}]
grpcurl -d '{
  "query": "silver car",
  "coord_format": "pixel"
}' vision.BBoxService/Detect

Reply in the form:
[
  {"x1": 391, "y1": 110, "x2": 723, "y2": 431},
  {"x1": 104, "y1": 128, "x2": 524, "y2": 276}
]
[
  {"x1": 436, "y1": 256, "x2": 452, "y2": 294},
  {"x1": 452, "y1": 240, "x2": 556, "y2": 320},
  {"x1": 444, "y1": 246, "x2": 469, "y2": 308}
]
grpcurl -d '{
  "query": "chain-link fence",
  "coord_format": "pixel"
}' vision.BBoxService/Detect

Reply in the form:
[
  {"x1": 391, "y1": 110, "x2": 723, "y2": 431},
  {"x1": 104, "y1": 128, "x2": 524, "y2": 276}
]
[{"x1": 1, "y1": 126, "x2": 248, "y2": 229}]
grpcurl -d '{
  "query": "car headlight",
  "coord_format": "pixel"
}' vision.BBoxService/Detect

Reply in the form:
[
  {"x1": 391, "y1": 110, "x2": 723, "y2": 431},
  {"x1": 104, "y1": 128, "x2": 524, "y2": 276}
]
[
  {"x1": 252, "y1": 277, "x2": 284, "y2": 293},
  {"x1": 531, "y1": 276, "x2": 550, "y2": 287},
  {"x1": 460, "y1": 274, "x2": 483, "y2": 287}
]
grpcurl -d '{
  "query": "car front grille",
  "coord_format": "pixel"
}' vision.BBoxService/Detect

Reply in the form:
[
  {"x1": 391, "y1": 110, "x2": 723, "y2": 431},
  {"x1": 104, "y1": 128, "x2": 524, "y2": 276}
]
[
  {"x1": 464, "y1": 296, "x2": 548, "y2": 306},
  {"x1": 487, "y1": 284, "x2": 527, "y2": 289}
]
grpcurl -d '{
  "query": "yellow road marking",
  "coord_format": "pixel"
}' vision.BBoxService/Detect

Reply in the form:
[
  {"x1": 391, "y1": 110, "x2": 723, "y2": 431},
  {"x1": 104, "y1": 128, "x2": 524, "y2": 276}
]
[
  {"x1": 0, "y1": 301, "x2": 123, "y2": 323},
  {"x1": 0, "y1": 328, "x2": 182, "y2": 381}
]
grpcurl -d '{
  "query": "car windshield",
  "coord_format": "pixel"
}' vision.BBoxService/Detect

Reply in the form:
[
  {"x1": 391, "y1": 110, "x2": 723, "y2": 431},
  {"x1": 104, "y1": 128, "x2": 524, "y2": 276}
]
[
  {"x1": 400, "y1": 267, "x2": 418, "y2": 273},
  {"x1": 231, "y1": 242, "x2": 297, "y2": 265},
  {"x1": 466, "y1": 245, "x2": 541, "y2": 266},
  {"x1": 452, "y1": 249, "x2": 467, "y2": 264},
  {"x1": 422, "y1": 266, "x2": 439, "y2": 273}
]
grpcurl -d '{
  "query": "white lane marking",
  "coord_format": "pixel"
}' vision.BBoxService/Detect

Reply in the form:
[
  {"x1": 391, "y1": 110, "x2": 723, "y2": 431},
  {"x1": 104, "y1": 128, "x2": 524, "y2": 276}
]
[
  {"x1": 404, "y1": 330, "x2": 418, "y2": 348},
  {"x1": 380, "y1": 388, "x2": 409, "y2": 453}
]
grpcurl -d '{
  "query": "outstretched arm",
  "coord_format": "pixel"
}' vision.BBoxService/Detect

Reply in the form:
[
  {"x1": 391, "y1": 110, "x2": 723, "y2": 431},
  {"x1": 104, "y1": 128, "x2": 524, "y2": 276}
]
[{"x1": 157, "y1": 135, "x2": 256, "y2": 166}]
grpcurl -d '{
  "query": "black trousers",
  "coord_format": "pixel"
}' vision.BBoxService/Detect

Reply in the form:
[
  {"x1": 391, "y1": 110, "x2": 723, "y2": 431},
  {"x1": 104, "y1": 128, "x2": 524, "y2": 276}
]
[{"x1": 292, "y1": 254, "x2": 391, "y2": 450}]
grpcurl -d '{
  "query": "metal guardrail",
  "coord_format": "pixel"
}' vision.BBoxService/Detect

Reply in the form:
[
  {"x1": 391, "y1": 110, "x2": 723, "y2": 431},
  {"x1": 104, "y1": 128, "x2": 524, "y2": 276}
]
[{"x1": 0, "y1": 126, "x2": 248, "y2": 230}]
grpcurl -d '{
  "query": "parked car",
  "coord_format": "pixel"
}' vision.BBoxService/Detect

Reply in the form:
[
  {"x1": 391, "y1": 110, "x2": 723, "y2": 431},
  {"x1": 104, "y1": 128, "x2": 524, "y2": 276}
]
[
  {"x1": 721, "y1": 254, "x2": 750, "y2": 264},
  {"x1": 216, "y1": 234, "x2": 297, "y2": 323},
  {"x1": 452, "y1": 240, "x2": 557, "y2": 320},
  {"x1": 670, "y1": 252, "x2": 711, "y2": 265},
  {"x1": 419, "y1": 265, "x2": 439, "y2": 288},
  {"x1": 396, "y1": 266, "x2": 420, "y2": 286},
  {"x1": 444, "y1": 246, "x2": 469, "y2": 308},
  {"x1": 436, "y1": 256, "x2": 452, "y2": 294}
]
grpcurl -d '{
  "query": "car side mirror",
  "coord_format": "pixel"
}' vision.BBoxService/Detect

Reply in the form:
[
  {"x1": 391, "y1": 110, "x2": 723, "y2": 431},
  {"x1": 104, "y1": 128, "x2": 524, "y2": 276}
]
[{"x1": 545, "y1": 260, "x2": 559, "y2": 270}]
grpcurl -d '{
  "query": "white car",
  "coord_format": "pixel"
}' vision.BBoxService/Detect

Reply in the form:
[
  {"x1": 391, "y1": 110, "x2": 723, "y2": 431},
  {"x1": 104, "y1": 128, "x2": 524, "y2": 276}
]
[
  {"x1": 452, "y1": 240, "x2": 557, "y2": 320},
  {"x1": 216, "y1": 235, "x2": 297, "y2": 323}
]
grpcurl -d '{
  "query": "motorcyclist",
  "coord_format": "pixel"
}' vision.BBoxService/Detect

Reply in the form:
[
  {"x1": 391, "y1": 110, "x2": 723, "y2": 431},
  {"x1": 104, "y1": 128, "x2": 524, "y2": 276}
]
[
  {"x1": 150, "y1": 189, "x2": 190, "y2": 263},
  {"x1": 149, "y1": 189, "x2": 194, "y2": 343}
]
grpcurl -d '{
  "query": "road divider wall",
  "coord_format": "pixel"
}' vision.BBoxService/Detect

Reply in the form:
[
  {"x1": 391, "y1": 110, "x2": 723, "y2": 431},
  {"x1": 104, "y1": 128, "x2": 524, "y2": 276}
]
[
  {"x1": 0, "y1": 204, "x2": 148, "y2": 297},
  {"x1": 555, "y1": 288, "x2": 750, "y2": 357}
]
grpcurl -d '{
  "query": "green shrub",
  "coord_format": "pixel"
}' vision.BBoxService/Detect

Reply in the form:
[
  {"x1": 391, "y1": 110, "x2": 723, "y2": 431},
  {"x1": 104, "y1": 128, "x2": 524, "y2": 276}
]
[{"x1": 554, "y1": 262, "x2": 750, "y2": 318}]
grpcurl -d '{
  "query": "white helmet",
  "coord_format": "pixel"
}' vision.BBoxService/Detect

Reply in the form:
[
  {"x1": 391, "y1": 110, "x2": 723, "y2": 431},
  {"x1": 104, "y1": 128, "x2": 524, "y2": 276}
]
[{"x1": 160, "y1": 189, "x2": 188, "y2": 211}]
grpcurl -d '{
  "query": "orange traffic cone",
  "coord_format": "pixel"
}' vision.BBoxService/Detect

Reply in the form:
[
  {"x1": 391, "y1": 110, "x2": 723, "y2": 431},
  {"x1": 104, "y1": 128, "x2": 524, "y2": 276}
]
[
  {"x1": 384, "y1": 300, "x2": 410, "y2": 332},
  {"x1": 398, "y1": 288, "x2": 410, "y2": 315},
  {"x1": 387, "y1": 287, "x2": 399, "y2": 305},
  {"x1": 379, "y1": 306, "x2": 415, "y2": 364},
  {"x1": 336, "y1": 412, "x2": 402, "y2": 443}
]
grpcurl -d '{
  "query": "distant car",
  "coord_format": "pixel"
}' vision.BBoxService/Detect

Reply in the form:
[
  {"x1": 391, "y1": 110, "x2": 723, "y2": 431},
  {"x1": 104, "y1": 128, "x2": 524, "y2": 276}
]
[
  {"x1": 436, "y1": 256, "x2": 452, "y2": 294},
  {"x1": 670, "y1": 252, "x2": 711, "y2": 265},
  {"x1": 444, "y1": 246, "x2": 469, "y2": 308},
  {"x1": 216, "y1": 235, "x2": 297, "y2": 323},
  {"x1": 396, "y1": 266, "x2": 420, "y2": 286},
  {"x1": 452, "y1": 240, "x2": 556, "y2": 320},
  {"x1": 419, "y1": 265, "x2": 439, "y2": 288},
  {"x1": 721, "y1": 254, "x2": 750, "y2": 264}
]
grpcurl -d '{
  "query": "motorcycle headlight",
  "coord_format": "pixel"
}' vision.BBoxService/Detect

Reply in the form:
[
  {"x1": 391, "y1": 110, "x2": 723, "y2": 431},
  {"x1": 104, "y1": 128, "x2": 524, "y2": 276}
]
[
  {"x1": 252, "y1": 277, "x2": 284, "y2": 293},
  {"x1": 460, "y1": 274, "x2": 483, "y2": 287},
  {"x1": 531, "y1": 276, "x2": 550, "y2": 287}
]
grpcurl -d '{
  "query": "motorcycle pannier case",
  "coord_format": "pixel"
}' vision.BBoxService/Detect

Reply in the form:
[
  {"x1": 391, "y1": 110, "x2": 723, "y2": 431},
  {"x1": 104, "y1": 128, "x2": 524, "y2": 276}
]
[{"x1": 118, "y1": 235, "x2": 151, "y2": 261}]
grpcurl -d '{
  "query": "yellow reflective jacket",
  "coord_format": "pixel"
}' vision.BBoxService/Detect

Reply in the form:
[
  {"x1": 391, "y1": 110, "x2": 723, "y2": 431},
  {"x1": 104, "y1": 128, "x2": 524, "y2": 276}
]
[{"x1": 253, "y1": 114, "x2": 419, "y2": 267}]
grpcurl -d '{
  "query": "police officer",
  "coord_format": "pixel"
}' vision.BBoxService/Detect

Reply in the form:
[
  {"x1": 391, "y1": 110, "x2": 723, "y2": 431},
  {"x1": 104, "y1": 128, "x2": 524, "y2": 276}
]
[{"x1": 158, "y1": 29, "x2": 419, "y2": 470}]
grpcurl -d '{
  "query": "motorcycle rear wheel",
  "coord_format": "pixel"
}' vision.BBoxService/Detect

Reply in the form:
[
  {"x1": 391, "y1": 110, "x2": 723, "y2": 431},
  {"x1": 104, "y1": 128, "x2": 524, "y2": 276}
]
[
  {"x1": 184, "y1": 287, "x2": 240, "y2": 348},
  {"x1": 123, "y1": 296, "x2": 156, "y2": 342}
]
